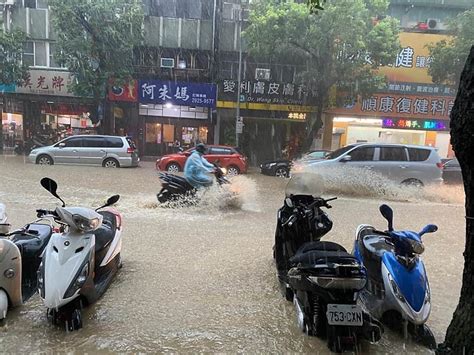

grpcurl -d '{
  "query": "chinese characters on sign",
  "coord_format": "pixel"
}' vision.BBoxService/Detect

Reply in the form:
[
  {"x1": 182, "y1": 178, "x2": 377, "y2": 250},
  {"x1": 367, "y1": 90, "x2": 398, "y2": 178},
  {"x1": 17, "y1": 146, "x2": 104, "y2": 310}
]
[
  {"x1": 139, "y1": 80, "x2": 217, "y2": 108},
  {"x1": 382, "y1": 82, "x2": 456, "y2": 96},
  {"x1": 16, "y1": 70, "x2": 74, "y2": 96},
  {"x1": 219, "y1": 80, "x2": 316, "y2": 106},
  {"x1": 288, "y1": 112, "x2": 307, "y2": 121},
  {"x1": 382, "y1": 118, "x2": 449, "y2": 131},
  {"x1": 394, "y1": 47, "x2": 433, "y2": 69},
  {"x1": 361, "y1": 96, "x2": 454, "y2": 117}
]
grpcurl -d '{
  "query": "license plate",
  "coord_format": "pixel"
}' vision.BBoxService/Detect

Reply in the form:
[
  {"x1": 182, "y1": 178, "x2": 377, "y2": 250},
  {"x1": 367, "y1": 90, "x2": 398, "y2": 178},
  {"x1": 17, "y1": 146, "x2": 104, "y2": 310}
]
[{"x1": 326, "y1": 304, "x2": 363, "y2": 326}]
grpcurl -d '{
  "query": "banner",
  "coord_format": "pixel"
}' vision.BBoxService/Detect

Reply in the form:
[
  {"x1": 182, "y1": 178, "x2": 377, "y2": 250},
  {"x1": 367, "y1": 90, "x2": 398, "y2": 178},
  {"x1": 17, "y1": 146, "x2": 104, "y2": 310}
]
[
  {"x1": 139, "y1": 80, "x2": 217, "y2": 108},
  {"x1": 108, "y1": 79, "x2": 138, "y2": 102},
  {"x1": 382, "y1": 118, "x2": 449, "y2": 131}
]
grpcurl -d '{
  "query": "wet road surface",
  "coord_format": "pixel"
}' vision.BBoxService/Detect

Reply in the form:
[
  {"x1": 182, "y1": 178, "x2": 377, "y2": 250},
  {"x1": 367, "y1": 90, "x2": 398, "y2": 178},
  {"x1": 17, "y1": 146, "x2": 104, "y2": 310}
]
[{"x1": 0, "y1": 156, "x2": 465, "y2": 353}]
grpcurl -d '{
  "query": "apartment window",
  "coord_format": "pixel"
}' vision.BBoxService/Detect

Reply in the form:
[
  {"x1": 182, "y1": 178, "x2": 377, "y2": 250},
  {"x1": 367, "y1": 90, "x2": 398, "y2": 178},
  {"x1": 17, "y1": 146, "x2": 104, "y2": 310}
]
[
  {"x1": 49, "y1": 43, "x2": 64, "y2": 68},
  {"x1": 24, "y1": 0, "x2": 48, "y2": 9},
  {"x1": 23, "y1": 41, "x2": 48, "y2": 67},
  {"x1": 149, "y1": 0, "x2": 176, "y2": 18},
  {"x1": 23, "y1": 41, "x2": 34, "y2": 67}
]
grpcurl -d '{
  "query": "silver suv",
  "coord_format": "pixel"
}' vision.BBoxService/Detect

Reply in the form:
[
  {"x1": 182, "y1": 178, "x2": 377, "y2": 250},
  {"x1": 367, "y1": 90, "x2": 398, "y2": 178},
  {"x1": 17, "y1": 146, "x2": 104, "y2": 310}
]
[
  {"x1": 303, "y1": 143, "x2": 443, "y2": 186},
  {"x1": 29, "y1": 135, "x2": 139, "y2": 168}
]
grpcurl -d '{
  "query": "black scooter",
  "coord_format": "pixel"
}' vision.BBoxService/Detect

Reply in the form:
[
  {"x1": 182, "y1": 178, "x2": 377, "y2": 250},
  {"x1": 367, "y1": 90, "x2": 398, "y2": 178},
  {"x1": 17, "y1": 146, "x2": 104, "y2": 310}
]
[
  {"x1": 274, "y1": 194, "x2": 382, "y2": 353},
  {"x1": 157, "y1": 165, "x2": 230, "y2": 204}
]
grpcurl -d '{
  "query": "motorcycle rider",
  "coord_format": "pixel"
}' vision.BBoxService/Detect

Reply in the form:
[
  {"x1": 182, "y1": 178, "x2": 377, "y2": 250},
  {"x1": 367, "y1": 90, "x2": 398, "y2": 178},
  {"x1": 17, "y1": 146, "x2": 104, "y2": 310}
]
[{"x1": 184, "y1": 143, "x2": 215, "y2": 188}]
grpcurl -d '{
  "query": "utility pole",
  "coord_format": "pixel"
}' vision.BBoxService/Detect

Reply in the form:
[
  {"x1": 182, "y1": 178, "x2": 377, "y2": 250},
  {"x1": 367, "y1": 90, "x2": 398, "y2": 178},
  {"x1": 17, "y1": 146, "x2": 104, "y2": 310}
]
[{"x1": 235, "y1": 11, "x2": 242, "y2": 147}]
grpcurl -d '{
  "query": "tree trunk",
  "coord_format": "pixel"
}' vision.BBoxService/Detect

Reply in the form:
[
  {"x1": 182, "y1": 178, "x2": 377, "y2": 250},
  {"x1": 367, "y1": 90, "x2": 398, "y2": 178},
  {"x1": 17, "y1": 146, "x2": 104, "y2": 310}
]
[
  {"x1": 438, "y1": 46, "x2": 474, "y2": 354},
  {"x1": 302, "y1": 103, "x2": 324, "y2": 153}
]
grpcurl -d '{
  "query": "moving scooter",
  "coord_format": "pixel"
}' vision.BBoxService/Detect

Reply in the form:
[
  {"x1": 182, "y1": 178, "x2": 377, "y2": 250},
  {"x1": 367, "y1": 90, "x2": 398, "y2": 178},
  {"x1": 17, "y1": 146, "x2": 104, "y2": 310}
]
[
  {"x1": 37, "y1": 177, "x2": 123, "y2": 331},
  {"x1": 274, "y1": 193, "x2": 382, "y2": 353},
  {"x1": 157, "y1": 165, "x2": 230, "y2": 204},
  {"x1": 353, "y1": 204, "x2": 437, "y2": 348},
  {"x1": 0, "y1": 204, "x2": 52, "y2": 320}
]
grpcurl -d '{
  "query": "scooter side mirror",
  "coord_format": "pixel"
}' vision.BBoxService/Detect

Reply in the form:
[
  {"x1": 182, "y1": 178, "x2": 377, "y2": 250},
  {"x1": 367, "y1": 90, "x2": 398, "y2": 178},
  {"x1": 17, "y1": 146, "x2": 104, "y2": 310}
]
[
  {"x1": 379, "y1": 204, "x2": 394, "y2": 231},
  {"x1": 40, "y1": 177, "x2": 66, "y2": 207},
  {"x1": 96, "y1": 195, "x2": 120, "y2": 211},
  {"x1": 419, "y1": 224, "x2": 438, "y2": 236}
]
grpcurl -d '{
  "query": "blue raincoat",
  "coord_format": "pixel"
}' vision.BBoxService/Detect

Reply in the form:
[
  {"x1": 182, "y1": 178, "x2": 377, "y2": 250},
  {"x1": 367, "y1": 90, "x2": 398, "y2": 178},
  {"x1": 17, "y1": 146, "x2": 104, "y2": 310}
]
[{"x1": 184, "y1": 151, "x2": 215, "y2": 188}]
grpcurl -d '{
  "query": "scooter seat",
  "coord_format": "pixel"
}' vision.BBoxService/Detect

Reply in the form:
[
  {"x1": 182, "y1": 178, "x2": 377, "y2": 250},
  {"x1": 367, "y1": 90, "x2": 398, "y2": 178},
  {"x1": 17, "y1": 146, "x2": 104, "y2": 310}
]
[
  {"x1": 290, "y1": 241, "x2": 357, "y2": 267},
  {"x1": 94, "y1": 211, "x2": 117, "y2": 253},
  {"x1": 160, "y1": 173, "x2": 194, "y2": 190}
]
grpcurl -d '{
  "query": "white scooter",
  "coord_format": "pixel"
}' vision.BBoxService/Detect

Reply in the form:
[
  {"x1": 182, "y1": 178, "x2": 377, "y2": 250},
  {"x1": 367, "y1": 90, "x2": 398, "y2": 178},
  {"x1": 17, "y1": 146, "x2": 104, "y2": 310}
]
[
  {"x1": 37, "y1": 177, "x2": 123, "y2": 331},
  {"x1": 0, "y1": 203, "x2": 53, "y2": 321}
]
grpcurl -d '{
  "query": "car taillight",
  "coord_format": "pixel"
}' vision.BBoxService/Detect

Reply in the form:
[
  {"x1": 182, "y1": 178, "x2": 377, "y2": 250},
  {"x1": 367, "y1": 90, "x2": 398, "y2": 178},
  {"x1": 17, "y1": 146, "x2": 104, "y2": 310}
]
[
  {"x1": 436, "y1": 162, "x2": 443, "y2": 168},
  {"x1": 127, "y1": 147, "x2": 135, "y2": 154}
]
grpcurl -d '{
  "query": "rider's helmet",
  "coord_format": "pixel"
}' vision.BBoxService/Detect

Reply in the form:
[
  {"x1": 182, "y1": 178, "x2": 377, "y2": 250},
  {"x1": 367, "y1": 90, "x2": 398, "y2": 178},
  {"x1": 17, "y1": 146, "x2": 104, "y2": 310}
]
[{"x1": 196, "y1": 143, "x2": 207, "y2": 154}]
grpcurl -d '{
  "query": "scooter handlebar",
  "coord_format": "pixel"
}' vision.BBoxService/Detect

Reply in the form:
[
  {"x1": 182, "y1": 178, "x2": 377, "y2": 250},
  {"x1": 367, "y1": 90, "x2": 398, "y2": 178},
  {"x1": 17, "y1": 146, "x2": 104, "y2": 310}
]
[{"x1": 36, "y1": 209, "x2": 57, "y2": 218}]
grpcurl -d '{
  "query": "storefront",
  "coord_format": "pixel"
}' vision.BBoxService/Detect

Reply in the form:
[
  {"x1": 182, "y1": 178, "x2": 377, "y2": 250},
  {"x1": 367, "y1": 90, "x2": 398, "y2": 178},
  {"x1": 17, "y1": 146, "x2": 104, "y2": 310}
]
[
  {"x1": 325, "y1": 32, "x2": 457, "y2": 159},
  {"x1": 217, "y1": 79, "x2": 317, "y2": 165},
  {"x1": 138, "y1": 80, "x2": 217, "y2": 156}
]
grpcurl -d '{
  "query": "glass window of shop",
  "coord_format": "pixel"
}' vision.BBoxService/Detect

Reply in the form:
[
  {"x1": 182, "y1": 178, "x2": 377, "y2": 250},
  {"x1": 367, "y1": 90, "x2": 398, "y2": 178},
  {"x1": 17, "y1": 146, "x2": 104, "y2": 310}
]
[
  {"x1": 146, "y1": 123, "x2": 162, "y2": 144},
  {"x1": 2, "y1": 113, "x2": 24, "y2": 148}
]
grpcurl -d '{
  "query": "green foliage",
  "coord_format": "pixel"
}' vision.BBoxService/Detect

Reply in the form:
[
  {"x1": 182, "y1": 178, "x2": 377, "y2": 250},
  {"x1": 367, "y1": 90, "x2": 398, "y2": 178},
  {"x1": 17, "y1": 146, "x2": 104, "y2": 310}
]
[
  {"x1": 49, "y1": 0, "x2": 144, "y2": 99},
  {"x1": 245, "y1": 0, "x2": 400, "y2": 129},
  {"x1": 428, "y1": 9, "x2": 474, "y2": 86},
  {"x1": 0, "y1": 25, "x2": 28, "y2": 85}
]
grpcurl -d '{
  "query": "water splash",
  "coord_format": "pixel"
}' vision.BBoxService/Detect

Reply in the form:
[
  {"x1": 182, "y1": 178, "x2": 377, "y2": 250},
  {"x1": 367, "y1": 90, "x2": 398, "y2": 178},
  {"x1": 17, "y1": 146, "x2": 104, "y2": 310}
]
[{"x1": 292, "y1": 167, "x2": 464, "y2": 205}]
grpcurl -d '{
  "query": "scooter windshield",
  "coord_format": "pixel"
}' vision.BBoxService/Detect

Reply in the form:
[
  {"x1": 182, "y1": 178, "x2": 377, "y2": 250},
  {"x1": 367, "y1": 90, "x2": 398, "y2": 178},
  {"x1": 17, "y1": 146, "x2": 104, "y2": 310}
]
[{"x1": 285, "y1": 172, "x2": 326, "y2": 197}]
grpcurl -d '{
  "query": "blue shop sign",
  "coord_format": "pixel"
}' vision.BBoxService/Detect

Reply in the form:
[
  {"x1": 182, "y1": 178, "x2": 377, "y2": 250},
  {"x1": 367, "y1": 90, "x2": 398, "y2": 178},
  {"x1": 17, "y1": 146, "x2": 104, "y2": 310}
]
[
  {"x1": 139, "y1": 80, "x2": 217, "y2": 108},
  {"x1": 0, "y1": 84, "x2": 16, "y2": 93}
]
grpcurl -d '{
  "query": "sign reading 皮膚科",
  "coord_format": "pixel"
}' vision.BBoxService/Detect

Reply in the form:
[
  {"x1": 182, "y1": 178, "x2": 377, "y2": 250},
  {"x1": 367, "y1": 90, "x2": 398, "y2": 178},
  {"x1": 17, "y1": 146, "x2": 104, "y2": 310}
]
[
  {"x1": 139, "y1": 80, "x2": 217, "y2": 108},
  {"x1": 218, "y1": 80, "x2": 317, "y2": 106}
]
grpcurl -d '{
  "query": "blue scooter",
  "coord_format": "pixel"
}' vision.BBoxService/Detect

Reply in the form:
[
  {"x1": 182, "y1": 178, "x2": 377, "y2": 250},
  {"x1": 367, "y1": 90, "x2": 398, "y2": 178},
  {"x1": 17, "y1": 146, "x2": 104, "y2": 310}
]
[{"x1": 353, "y1": 204, "x2": 437, "y2": 349}]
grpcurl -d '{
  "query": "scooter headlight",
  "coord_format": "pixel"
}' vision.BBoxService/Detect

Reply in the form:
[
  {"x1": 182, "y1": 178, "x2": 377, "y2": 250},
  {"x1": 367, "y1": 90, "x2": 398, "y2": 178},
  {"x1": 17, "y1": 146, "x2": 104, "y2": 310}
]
[
  {"x1": 4, "y1": 268, "x2": 15, "y2": 278},
  {"x1": 388, "y1": 273, "x2": 406, "y2": 303},
  {"x1": 72, "y1": 215, "x2": 100, "y2": 233},
  {"x1": 64, "y1": 262, "x2": 89, "y2": 299}
]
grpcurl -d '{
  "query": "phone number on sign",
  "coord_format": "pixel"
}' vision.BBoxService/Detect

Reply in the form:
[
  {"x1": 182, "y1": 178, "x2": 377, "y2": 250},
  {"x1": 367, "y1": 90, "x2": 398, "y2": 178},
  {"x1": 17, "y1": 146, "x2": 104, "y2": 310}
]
[{"x1": 192, "y1": 97, "x2": 215, "y2": 105}]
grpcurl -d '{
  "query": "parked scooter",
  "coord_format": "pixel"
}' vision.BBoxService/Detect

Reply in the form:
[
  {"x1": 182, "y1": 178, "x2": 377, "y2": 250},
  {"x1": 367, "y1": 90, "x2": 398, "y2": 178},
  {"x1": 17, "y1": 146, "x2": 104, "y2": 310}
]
[
  {"x1": 0, "y1": 203, "x2": 53, "y2": 320},
  {"x1": 37, "y1": 177, "x2": 122, "y2": 331},
  {"x1": 157, "y1": 164, "x2": 230, "y2": 204},
  {"x1": 14, "y1": 136, "x2": 48, "y2": 156},
  {"x1": 274, "y1": 176, "x2": 382, "y2": 352},
  {"x1": 353, "y1": 204, "x2": 437, "y2": 348}
]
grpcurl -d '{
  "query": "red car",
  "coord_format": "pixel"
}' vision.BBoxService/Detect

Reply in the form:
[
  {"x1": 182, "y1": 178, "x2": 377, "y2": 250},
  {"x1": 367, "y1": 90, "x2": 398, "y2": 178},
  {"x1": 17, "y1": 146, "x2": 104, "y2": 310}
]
[{"x1": 156, "y1": 145, "x2": 248, "y2": 175}]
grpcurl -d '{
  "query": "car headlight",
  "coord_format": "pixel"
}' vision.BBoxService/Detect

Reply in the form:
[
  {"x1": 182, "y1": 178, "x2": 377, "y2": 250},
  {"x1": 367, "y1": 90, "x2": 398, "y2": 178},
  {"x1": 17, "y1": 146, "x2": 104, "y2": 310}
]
[
  {"x1": 64, "y1": 262, "x2": 89, "y2": 299},
  {"x1": 72, "y1": 215, "x2": 100, "y2": 233}
]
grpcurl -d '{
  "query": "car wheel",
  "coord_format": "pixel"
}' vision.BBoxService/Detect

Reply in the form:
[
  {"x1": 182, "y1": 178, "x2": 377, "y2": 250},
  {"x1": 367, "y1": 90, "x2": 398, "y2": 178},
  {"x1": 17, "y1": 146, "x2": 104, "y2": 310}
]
[
  {"x1": 103, "y1": 158, "x2": 120, "y2": 168},
  {"x1": 227, "y1": 165, "x2": 240, "y2": 176},
  {"x1": 37, "y1": 155, "x2": 53, "y2": 165},
  {"x1": 401, "y1": 179, "x2": 423, "y2": 188},
  {"x1": 166, "y1": 162, "x2": 180, "y2": 173},
  {"x1": 275, "y1": 167, "x2": 290, "y2": 178}
]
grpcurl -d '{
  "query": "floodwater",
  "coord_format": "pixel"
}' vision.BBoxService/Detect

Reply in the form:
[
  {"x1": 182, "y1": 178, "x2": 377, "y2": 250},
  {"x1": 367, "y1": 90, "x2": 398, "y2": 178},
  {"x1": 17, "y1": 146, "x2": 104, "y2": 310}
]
[{"x1": 0, "y1": 155, "x2": 465, "y2": 353}]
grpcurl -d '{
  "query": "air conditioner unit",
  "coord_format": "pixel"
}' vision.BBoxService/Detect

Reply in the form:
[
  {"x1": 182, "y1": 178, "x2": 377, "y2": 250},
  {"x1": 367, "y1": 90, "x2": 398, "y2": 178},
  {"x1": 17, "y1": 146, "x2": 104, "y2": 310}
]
[
  {"x1": 255, "y1": 68, "x2": 270, "y2": 81},
  {"x1": 426, "y1": 18, "x2": 446, "y2": 30},
  {"x1": 160, "y1": 58, "x2": 175, "y2": 69}
]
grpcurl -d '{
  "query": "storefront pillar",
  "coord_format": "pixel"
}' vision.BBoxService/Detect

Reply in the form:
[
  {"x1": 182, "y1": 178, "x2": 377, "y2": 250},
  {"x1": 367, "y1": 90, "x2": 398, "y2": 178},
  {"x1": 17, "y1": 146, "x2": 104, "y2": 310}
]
[{"x1": 214, "y1": 110, "x2": 221, "y2": 145}]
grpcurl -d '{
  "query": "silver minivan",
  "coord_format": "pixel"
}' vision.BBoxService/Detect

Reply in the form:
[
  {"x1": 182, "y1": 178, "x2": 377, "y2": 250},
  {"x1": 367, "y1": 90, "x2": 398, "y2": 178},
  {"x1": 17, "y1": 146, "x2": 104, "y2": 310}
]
[
  {"x1": 29, "y1": 135, "x2": 139, "y2": 168},
  {"x1": 303, "y1": 143, "x2": 443, "y2": 186}
]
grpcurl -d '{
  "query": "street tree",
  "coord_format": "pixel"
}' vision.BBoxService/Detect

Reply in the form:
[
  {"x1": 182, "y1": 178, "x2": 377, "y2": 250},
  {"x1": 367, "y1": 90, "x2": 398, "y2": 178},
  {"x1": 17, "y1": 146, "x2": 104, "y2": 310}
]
[
  {"x1": 0, "y1": 24, "x2": 28, "y2": 85},
  {"x1": 437, "y1": 46, "x2": 474, "y2": 355},
  {"x1": 428, "y1": 9, "x2": 474, "y2": 87},
  {"x1": 48, "y1": 0, "x2": 143, "y2": 122},
  {"x1": 244, "y1": 0, "x2": 400, "y2": 150}
]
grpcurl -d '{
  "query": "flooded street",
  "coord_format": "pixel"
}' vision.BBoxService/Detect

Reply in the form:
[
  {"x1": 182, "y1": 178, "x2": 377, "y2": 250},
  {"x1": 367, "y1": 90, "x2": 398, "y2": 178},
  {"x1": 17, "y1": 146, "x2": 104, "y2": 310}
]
[{"x1": 0, "y1": 156, "x2": 465, "y2": 354}]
